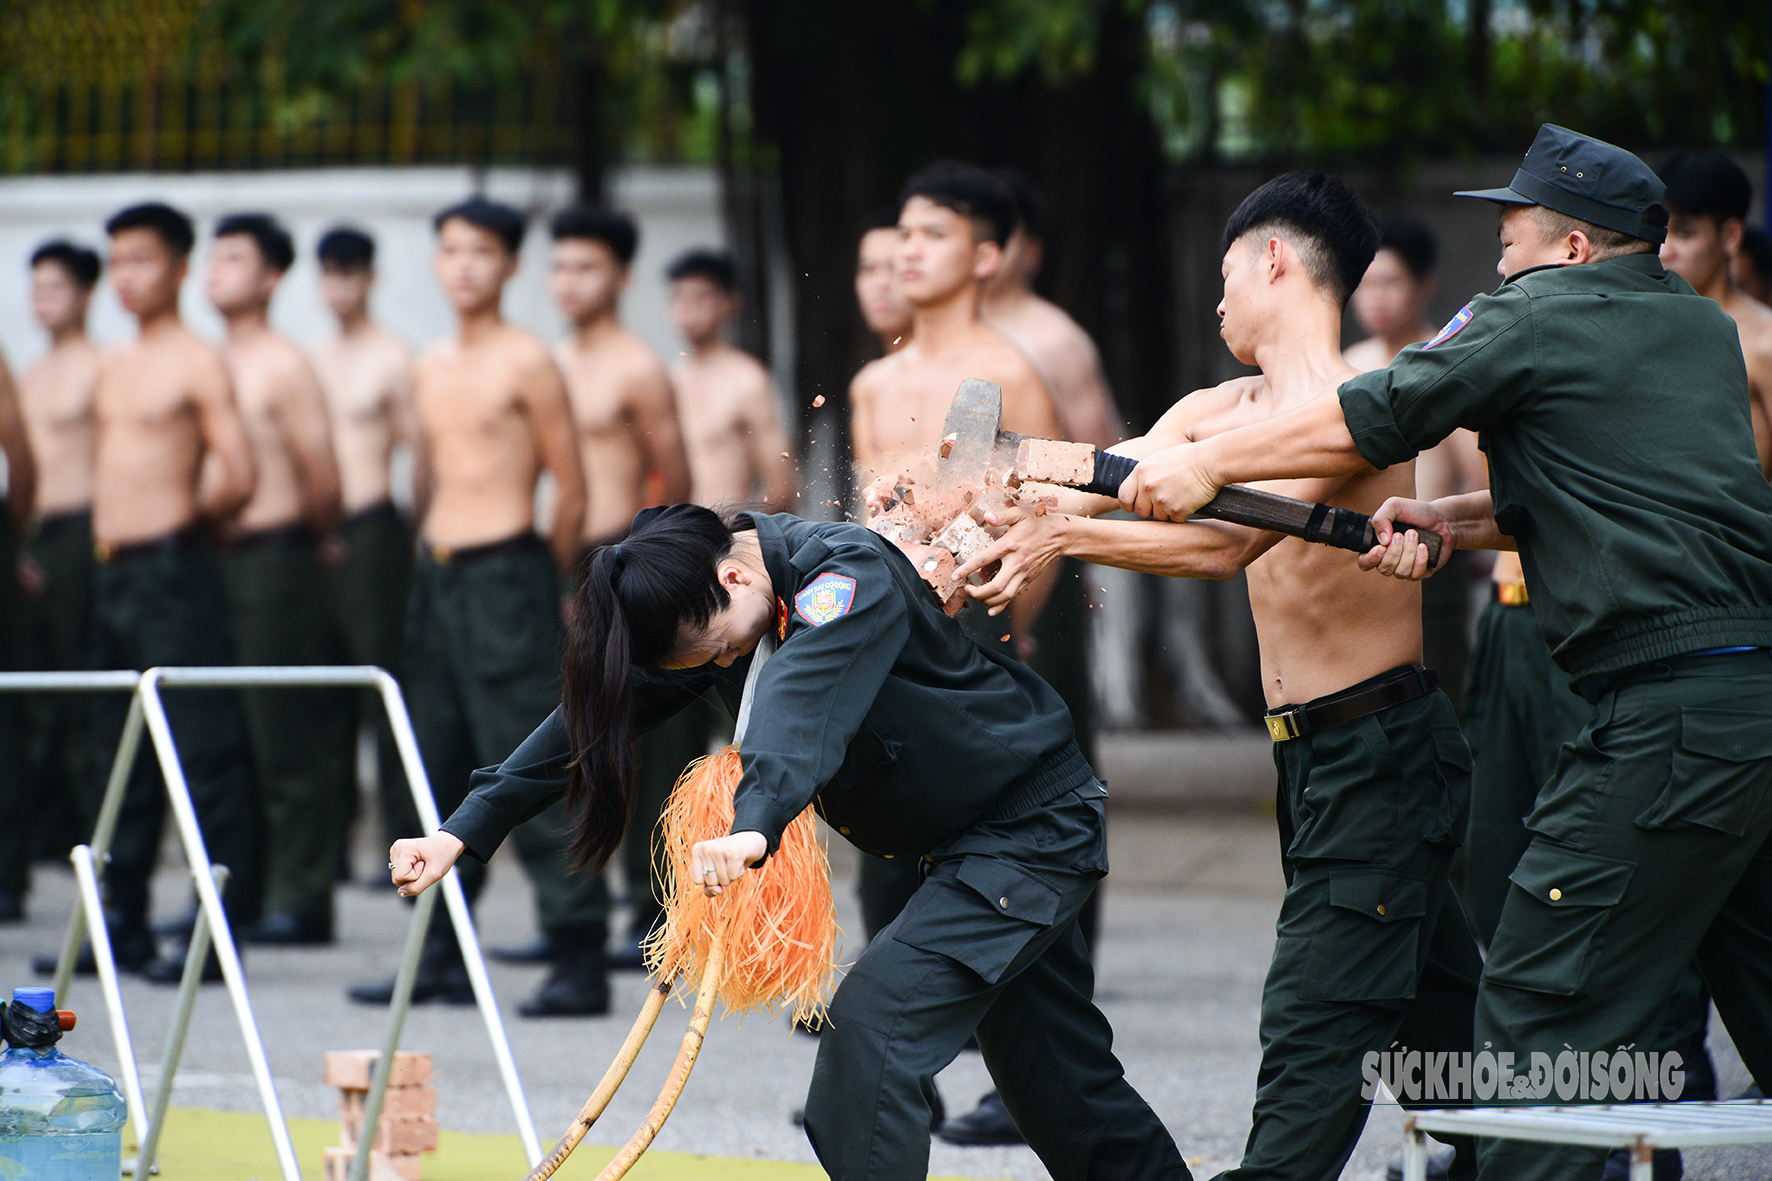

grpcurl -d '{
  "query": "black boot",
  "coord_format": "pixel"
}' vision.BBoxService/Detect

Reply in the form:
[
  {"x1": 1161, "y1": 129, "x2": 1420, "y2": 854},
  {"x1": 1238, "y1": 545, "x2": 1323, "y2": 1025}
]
[
  {"x1": 349, "y1": 918, "x2": 474, "y2": 1005},
  {"x1": 143, "y1": 941, "x2": 225, "y2": 985},
  {"x1": 519, "y1": 926, "x2": 610, "y2": 1017},
  {"x1": 938, "y1": 1091, "x2": 1025, "y2": 1146}
]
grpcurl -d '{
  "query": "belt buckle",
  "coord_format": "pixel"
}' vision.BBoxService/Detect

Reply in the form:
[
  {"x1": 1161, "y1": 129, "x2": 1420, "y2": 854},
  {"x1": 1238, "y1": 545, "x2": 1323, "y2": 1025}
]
[
  {"x1": 431, "y1": 545, "x2": 452, "y2": 565},
  {"x1": 94, "y1": 541, "x2": 114, "y2": 563},
  {"x1": 1266, "y1": 710, "x2": 1302, "y2": 743},
  {"x1": 1497, "y1": 580, "x2": 1529, "y2": 607}
]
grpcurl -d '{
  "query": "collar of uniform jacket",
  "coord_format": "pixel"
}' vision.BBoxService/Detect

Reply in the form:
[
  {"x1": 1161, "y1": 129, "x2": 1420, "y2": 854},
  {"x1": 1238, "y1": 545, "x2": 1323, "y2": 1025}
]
[{"x1": 1497, "y1": 250, "x2": 1675, "y2": 292}]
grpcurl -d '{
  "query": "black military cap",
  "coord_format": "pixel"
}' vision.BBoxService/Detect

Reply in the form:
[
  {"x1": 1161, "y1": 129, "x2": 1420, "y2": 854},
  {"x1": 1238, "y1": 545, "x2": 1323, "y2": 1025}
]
[{"x1": 1456, "y1": 123, "x2": 1668, "y2": 244}]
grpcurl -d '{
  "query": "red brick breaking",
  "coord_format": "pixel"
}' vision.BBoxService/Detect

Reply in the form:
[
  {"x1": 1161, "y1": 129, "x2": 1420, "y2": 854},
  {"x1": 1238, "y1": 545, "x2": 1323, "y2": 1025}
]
[{"x1": 1015, "y1": 438, "x2": 1096, "y2": 487}]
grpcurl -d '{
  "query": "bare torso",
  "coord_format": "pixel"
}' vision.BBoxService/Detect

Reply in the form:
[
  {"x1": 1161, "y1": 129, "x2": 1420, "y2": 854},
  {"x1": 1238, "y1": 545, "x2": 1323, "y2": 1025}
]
[
  {"x1": 983, "y1": 289, "x2": 1122, "y2": 448},
  {"x1": 226, "y1": 331, "x2": 334, "y2": 533},
  {"x1": 310, "y1": 324, "x2": 413, "y2": 513},
  {"x1": 557, "y1": 325, "x2": 678, "y2": 539},
  {"x1": 671, "y1": 344, "x2": 791, "y2": 508},
  {"x1": 1183, "y1": 378, "x2": 1422, "y2": 706},
  {"x1": 850, "y1": 323, "x2": 1062, "y2": 482},
  {"x1": 20, "y1": 338, "x2": 100, "y2": 517},
  {"x1": 415, "y1": 326, "x2": 557, "y2": 548},
  {"x1": 93, "y1": 327, "x2": 237, "y2": 547},
  {"x1": 1719, "y1": 290, "x2": 1772, "y2": 477}
]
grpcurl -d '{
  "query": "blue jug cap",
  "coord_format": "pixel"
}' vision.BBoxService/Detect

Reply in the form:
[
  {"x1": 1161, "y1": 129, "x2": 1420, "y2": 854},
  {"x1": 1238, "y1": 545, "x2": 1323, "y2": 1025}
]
[{"x1": 11, "y1": 987, "x2": 56, "y2": 1013}]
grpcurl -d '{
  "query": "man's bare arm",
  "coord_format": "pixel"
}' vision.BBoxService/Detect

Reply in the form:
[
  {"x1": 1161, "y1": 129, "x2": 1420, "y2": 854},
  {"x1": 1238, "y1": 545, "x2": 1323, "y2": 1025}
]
[
  {"x1": 745, "y1": 377, "x2": 797, "y2": 512},
  {"x1": 1123, "y1": 395, "x2": 1366, "y2": 522},
  {"x1": 193, "y1": 352, "x2": 257, "y2": 523},
  {"x1": 522, "y1": 354, "x2": 588, "y2": 572},
  {"x1": 276, "y1": 353, "x2": 343, "y2": 534},
  {"x1": 0, "y1": 351, "x2": 35, "y2": 533},
  {"x1": 632, "y1": 366, "x2": 692, "y2": 504}
]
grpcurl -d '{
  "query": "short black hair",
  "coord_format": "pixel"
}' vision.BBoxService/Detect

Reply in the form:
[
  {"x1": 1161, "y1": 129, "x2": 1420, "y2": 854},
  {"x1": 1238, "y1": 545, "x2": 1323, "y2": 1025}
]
[
  {"x1": 317, "y1": 226, "x2": 375, "y2": 271},
  {"x1": 434, "y1": 196, "x2": 526, "y2": 254},
  {"x1": 1740, "y1": 225, "x2": 1772, "y2": 285},
  {"x1": 1221, "y1": 171, "x2": 1379, "y2": 307},
  {"x1": 1659, "y1": 150, "x2": 1752, "y2": 225},
  {"x1": 992, "y1": 167, "x2": 1049, "y2": 243},
  {"x1": 859, "y1": 207, "x2": 901, "y2": 236},
  {"x1": 899, "y1": 161, "x2": 1017, "y2": 248},
  {"x1": 1376, "y1": 216, "x2": 1437, "y2": 280},
  {"x1": 550, "y1": 206, "x2": 639, "y2": 266},
  {"x1": 666, "y1": 248, "x2": 737, "y2": 292},
  {"x1": 30, "y1": 240, "x2": 101, "y2": 289},
  {"x1": 105, "y1": 202, "x2": 195, "y2": 258},
  {"x1": 214, "y1": 212, "x2": 295, "y2": 273}
]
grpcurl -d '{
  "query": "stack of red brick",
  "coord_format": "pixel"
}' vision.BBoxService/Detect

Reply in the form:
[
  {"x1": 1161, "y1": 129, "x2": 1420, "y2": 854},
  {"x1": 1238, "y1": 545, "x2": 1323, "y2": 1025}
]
[{"x1": 320, "y1": 1050, "x2": 439, "y2": 1181}]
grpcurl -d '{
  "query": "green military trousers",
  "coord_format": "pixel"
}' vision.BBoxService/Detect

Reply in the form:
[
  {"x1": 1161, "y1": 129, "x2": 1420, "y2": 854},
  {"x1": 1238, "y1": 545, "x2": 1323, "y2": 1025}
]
[
  {"x1": 403, "y1": 539, "x2": 607, "y2": 939},
  {"x1": 803, "y1": 783, "x2": 1188, "y2": 1181},
  {"x1": 1220, "y1": 679, "x2": 1483, "y2": 1181},
  {"x1": 89, "y1": 537, "x2": 262, "y2": 929},
  {"x1": 327, "y1": 502, "x2": 418, "y2": 847},
  {"x1": 1474, "y1": 649, "x2": 1772, "y2": 1181},
  {"x1": 224, "y1": 532, "x2": 355, "y2": 931},
  {"x1": 21, "y1": 511, "x2": 97, "y2": 861},
  {"x1": 1462, "y1": 600, "x2": 1590, "y2": 946},
  {"x1": 626, "y1": 698, "x2": 717, "y2": 942},
  {"x1": 0, "y1": 504, "x2": 29, "y2": 905}
]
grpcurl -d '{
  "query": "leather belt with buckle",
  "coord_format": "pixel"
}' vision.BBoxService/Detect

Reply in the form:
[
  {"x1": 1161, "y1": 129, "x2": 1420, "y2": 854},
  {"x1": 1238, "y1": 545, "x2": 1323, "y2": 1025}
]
[
  {"x1": 1494, "y1": 579, "x2": 1530, "y2": 606},
  {"x1": 1265, "y1": 666, "x2": 1440, "y2": 743},
  {"x1": 427, "y1": 531, "x2": 545, "y2": 566}
]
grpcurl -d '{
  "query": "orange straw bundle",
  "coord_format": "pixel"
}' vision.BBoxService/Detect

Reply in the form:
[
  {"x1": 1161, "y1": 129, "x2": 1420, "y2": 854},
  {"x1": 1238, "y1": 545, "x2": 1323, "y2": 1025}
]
[{"x1": 643, "y1": 745, "x2": 841, "y2": 1026}]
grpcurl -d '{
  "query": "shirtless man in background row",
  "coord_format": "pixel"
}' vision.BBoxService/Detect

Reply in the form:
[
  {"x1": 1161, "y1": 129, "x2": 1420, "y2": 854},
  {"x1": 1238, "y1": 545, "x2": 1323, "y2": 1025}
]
[
  {"x1": 309, "y1": 226, "x2": 421, "y2": 865},
  {"x1": 1344, "y1": 217, "x2": 1486, "y2": 713},
  {"x1": 209, "y1": 213, "x2": 349, "y2": 948},
  {"x1": 75, "y1": 202, "x2": 260, "y2": 982},
  {"x1": 848, "y1": 162, "x2": 1071, "y2": 1148},
  {"x1": 666, "y1": 249, "x2": 796, "y2": 511},
  {"x1": 347, "y1": 197, "x2": 606, "y2": 1018},
  {"x1": 1657, "y1": 149, "x2": 1772, "y2": 477},
  {"x1": 856, "y1": 207, "x2": 913, "y2": 354},
  {"x1": 545, "y1": 205, "x2": 696, "y2": 969},
  {"x1": 983, "y1": 168, "x2": 1123, "y2": 450},
  {"x1": 16, "y1": 242, "x2": 103, "y2": 874},
  {"x1": 0, "y1": 338, "x2": 36, "y2": 923}
]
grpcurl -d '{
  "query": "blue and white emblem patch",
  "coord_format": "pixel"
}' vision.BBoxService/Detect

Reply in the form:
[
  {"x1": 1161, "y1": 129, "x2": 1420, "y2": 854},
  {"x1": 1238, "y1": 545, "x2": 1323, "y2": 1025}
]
[
  {"x1": 795, "y1": 573, "x2": 857, "y2": 626},
  {"x1": 1422, "y1": 304, "x2": 1474, "y2": 350}
]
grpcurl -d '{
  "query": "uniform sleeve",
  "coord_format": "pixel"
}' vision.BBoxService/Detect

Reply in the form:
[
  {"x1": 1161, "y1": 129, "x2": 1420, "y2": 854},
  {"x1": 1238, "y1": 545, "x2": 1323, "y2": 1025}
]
[
  {"x1": 1337, "y1": 284, "x2": 1537, "y2": 468},
  {"x1": 729, "y1": 546, "x2": 913, "y2": 856},
  {"x1": 441, "y1": 667, "x2": 728, "y2": 863}
]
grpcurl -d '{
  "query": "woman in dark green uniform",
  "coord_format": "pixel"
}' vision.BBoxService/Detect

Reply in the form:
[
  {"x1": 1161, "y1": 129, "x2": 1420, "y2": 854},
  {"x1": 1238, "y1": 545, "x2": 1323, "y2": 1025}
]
[{"x1": 386, "y1": 504, "x2": 1189, "y2": 1181}]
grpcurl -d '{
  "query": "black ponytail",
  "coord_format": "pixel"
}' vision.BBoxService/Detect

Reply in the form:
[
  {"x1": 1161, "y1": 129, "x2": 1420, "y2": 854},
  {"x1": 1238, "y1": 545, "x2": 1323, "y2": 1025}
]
[{"x1": 560, "y1": 504, "x2": 737, "y2": 873}]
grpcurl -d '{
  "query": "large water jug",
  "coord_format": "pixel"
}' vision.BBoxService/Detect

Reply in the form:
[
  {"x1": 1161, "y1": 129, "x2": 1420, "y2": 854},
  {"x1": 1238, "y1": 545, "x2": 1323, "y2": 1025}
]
[{"x1": 0, "y1": 986, "x2": 127, "y2": 1179}]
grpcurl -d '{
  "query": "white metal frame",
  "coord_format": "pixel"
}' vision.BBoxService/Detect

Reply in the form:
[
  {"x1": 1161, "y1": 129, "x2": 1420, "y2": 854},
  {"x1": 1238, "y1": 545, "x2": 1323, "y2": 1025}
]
[
  {"x1": 0, "y1": 666, "x2": 543, "y2": 1180},
  {"x1": 1402, "y1": 1101, "x2": 1772, "y2": 1181}
]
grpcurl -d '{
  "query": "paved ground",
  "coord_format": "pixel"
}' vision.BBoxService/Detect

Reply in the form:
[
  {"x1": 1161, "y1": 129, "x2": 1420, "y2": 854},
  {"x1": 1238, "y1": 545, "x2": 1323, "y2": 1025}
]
[{"x1": 3, "y1": 806, "x2": 1766, "y2": 1180}]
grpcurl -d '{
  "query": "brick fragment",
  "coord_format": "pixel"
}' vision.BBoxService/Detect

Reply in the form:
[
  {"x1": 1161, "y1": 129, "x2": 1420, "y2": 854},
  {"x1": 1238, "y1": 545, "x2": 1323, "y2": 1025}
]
[
  {"x1": 1015, "y1": 438, "x2": 1096, "y2": 487},
  {"x1": 321, "y1": 1146, "x2": 422, "y2": 1181}
]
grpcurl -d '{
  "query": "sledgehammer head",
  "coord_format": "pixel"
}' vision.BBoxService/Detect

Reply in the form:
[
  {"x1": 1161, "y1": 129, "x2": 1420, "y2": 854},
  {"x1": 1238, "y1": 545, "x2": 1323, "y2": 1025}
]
[{"x1": 938, "y1": 378, "x2": 1005, "y2": 486}]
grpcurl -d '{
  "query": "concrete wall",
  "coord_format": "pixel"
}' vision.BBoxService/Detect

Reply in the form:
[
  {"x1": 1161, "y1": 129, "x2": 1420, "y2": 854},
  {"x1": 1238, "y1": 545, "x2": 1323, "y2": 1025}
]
[{"x1": 0, "y1": 165, "x2": 726, "y2": 386}]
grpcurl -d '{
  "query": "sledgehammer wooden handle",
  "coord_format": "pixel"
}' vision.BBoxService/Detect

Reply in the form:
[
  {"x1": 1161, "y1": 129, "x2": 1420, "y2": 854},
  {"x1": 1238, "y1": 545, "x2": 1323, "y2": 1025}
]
[{"x1": 1056, "y1": 448, "x2": 1443, "y2": 566}]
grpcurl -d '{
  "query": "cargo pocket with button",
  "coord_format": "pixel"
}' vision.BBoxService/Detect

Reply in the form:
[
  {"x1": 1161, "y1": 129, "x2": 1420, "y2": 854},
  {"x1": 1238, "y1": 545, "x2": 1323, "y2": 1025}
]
[
  {"x1": 892, "y1": 856, "x2": 1060, "y2": 984},
  {"x1": 1484, "y1": 843, "x2": 1634, "y2": 997},
  {"x1": 1635, "y1": 708, "x2": 1772, "y2": 836},
  {"x1": 1301, "y1": 870, "x2": 1429, "y2": 1003}
]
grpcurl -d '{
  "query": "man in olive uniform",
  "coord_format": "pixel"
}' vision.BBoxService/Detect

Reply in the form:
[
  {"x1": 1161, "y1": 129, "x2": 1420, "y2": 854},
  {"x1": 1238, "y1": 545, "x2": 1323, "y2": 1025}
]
[{"x1": 1119, "y1": 124, "x2": 1772, "y2": 1181}]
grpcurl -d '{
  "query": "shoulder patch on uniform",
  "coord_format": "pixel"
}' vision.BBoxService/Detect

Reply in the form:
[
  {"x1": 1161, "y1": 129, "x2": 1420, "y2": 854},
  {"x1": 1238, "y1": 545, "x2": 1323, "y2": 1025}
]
[
  {"x1": 795, "y1": 573, "x2": 857, "y2": 626},
  {"x1": 1422, "y1": 304, "x2": 1474, "y2": 350}
]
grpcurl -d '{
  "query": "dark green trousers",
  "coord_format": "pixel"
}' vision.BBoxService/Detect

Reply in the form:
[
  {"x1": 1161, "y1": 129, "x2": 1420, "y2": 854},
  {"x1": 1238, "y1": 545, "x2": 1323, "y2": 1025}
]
[
  {"x1": 1474, "y1": 649, "x2": 1772, "y2": 1181},
  {"x1": 804, "y1": 784, "x2": 1187, "y2": 1181},
  {"x1": 865, "y1": 559, "x2": 1101, "y2": 947},
  {"x1": 327, "y1": 502, "x2": 417, "y2": 847},
  {"x1": 1464, "y1": 600, "x2": 1714, "y2": 1097},
  {"x1": 1461, "y1": 600, "x2": 1590, "y2": 946},
  {"x1": 0, "y1": 504, "x2": 28, "y2": 901},
  {"x1": 89, "y1": 537, "x2": 261, "y2": 928},
  {"x1": 1221, "y1": 681, "x2": 1482, "y2": 1181},
  {"x1": 223, "y1": 533, "x2": 355, "y2": 928},
  {"x1": 404, "y1": 540, "x2": 607, "y2": 937},
  {"x1": 1421, "y1": 551, "x2": 1480, "y2": 716},
  {"x1": 21, "y1": 511, "x2": 96, "y2": 862}
]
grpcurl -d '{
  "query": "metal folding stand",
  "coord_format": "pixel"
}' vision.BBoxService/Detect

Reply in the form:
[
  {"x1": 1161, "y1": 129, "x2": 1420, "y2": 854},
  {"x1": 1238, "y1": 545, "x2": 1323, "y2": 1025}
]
[{"x1": 1, "y1": 666, "x2": 543, "y2": 1179}]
